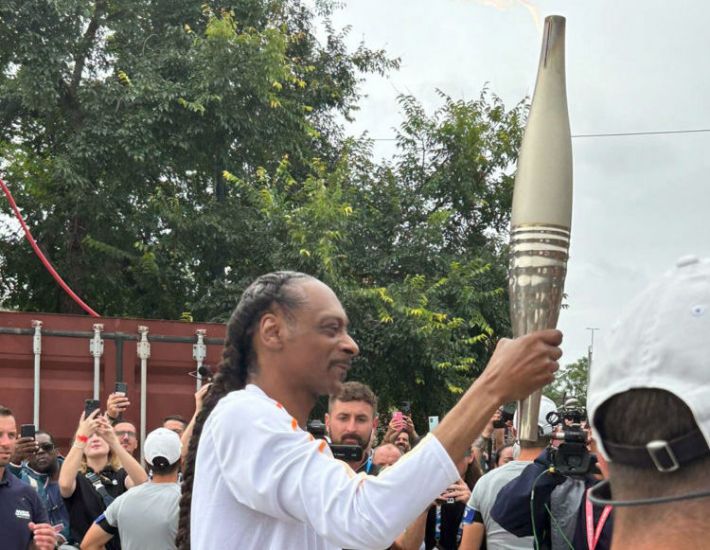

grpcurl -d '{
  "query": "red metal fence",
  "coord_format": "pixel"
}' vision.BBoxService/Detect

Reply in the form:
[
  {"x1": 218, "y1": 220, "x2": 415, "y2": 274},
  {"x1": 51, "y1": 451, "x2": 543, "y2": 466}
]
[{"x1": 0, "y1": 311, "x2": 225, "y2": 454}]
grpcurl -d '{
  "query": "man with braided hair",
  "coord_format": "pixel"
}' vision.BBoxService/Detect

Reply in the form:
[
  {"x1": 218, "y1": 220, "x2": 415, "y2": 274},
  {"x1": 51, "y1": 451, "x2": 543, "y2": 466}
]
[{"x1": 178, "y1": 271, "x2": 563, "y2": 550}]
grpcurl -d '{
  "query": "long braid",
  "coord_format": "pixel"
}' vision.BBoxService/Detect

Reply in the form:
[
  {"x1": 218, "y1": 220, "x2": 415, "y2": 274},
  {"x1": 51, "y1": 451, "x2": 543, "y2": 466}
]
[{"x1": 176, "y1": 271, "x2": 313, "y2": 549}]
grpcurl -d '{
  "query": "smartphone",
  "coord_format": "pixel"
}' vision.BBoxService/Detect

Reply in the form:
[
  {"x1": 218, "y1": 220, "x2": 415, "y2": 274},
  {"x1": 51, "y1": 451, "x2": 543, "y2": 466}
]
[
  {"x1": 392, "y1": 411, "x2": 403, "y2": 425},
  {"x1": 115, "y1": 382, "x2": 128, "y2": 395},
  {"x1": 84, "y1": 399, "x2": 101, "y2": 417},
  {"x1": 428, "y1": 416, "x2": 439, "y2": 431},
  {"x1": 400, "y1": 401, "x2": 412, "y2": 415},
  {"x1": 20, "y1": 424, "x2": 36, "y2": 439}
]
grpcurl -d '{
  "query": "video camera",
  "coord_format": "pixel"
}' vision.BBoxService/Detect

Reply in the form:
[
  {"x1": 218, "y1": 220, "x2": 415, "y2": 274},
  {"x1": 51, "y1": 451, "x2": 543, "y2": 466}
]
[
  {"x1": 307, "y1": 420, "x2": 363, "y2": 463},
  {"x1": 545, "y1": 400, "x2": 597, "y2": 477}
]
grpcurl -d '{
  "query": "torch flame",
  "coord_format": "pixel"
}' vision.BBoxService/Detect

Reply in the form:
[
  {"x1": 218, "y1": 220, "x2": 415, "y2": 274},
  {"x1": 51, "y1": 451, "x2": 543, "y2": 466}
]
[{"x1": 475, "y1": 0, "x2": 542, "y2": 32}]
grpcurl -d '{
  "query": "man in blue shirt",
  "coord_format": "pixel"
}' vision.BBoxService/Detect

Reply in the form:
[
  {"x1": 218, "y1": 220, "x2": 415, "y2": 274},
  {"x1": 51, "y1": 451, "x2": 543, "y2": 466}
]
[
  {"x1": 0, "y1": 405, "x2": 56, "y2": 550},
  {"x1": 9, "y1": 430, "x2": 72, "y2": 545}
]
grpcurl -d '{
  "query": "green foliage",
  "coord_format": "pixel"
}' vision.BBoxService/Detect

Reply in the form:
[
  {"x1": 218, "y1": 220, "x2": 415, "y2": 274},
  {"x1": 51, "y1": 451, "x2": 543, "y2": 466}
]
[
  {"x1": 0, "y1": 1, "x2": 528, "y2": 421},
  {"x1": 544, "y1": 356, "x2": 590, "y2": 406},
  {"x1": 0, "y1": 0, "x2": 395, "y2": 317}
]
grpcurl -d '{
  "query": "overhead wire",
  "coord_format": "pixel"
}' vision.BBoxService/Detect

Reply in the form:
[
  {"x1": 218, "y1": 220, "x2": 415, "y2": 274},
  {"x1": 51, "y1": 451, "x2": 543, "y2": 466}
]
[{"x1": 370, "y1": 127, "x2": 710, "y2": 141}]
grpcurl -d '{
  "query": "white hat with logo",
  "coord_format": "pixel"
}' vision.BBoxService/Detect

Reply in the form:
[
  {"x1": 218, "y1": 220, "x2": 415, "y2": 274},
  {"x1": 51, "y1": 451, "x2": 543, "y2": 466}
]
[{"x1": 588, "y1": 256, "x2": 710, "y2": 471}]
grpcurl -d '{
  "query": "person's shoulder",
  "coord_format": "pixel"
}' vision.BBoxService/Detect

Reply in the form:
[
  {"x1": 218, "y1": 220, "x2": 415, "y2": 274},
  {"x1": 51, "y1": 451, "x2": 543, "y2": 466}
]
[
  {"x1": 139, "y1": 481, "x2": 180, "y2": 494},
  {"x1": 153, "y1": 482, "x2": 181, "y2": 498},
  {"x1": 212, "y1": 386, "x2": 255, "y2": 414},
  {"x1": 8, "y1": 474, "x2": 43, "y2": 506},
  {"x1": 212, "y1": 385, "x2": 288, "y2": 427},
  {"x1": 477, "y1": 461, "x2": 529, "y2": 488},
  {"x1": 6, "y1": 471, "x2": 30, "y2": 491}
]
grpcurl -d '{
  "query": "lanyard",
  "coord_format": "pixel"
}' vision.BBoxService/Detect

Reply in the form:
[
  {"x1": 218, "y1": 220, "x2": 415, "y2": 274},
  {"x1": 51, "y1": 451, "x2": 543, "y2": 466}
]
[
  {"x1": 585, "y1": 488, "x2": 612, "y2": 550},
  {"x1": 364, "y1": 456, "x2": 373, "y2": 474}
]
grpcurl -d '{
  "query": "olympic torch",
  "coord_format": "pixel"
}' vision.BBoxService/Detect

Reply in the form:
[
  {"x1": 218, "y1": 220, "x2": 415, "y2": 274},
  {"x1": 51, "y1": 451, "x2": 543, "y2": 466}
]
[{"x1": 509, "y1": 15, "x2": 572, "y2": 442}]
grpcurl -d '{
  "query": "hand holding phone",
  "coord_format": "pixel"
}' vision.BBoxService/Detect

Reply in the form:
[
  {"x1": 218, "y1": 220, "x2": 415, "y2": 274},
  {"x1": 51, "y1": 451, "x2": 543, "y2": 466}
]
[
  {"x1": 392, "y1": 411, "x2": 403, "y2": 429},
  {"x1": 13, "y1": 428, "x2": 39, "y2": 462},
  {"x1": 20, "y1": 424, "x2": 36, "y2": 439},
  {"x1": 84, "y1": 399, "x2": 101, "y2": 418},
  {"x1": 106, "y1": 388, "x2": 130, "y2": 420}
]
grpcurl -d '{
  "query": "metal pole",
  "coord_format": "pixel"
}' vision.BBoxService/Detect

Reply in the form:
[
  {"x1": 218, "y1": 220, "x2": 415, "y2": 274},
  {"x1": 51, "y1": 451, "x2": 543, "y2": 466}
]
[
  {"x1": 137, "y1": 326, "x2": 151, "y2": 466},
  {"x1": 31, "y1": 320, "x2": 42, "y2": 426},
  {"x1": 586, "y1": 327, "x2": 599, "y2": 370},
  {"x1": 89, "y1": 324, "x2": 104, "y2": 400},
  {"x1": 193, "y1": 329, "x2": 207, "y2": 391}
]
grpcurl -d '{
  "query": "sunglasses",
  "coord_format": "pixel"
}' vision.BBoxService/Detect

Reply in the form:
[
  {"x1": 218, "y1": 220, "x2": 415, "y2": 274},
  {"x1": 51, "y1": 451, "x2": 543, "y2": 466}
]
[
  {"x1": 115, "y1": 430, "x2": 137, "y2": 439},
  {"x1": 37, "y1": 442, "x2": 55, "y2": 453}
]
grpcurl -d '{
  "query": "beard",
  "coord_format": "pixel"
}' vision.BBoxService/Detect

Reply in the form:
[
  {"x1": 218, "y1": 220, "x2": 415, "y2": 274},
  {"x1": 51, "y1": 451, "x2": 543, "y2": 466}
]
[{"x1": 332, "y1": 430, "x2": 371, "y2": 450}]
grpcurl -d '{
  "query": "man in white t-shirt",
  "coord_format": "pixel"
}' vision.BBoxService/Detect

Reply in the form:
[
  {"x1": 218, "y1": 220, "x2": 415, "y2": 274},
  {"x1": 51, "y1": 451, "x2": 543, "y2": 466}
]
[
  {"x1": 180, "y1": 271, "x2": 563, "y2": 550},
  {"x1": 459, "y1": 437, "x2": 549, "y2": 550},
  {"x1": 80, "y1": 428, "x2": 182, "y2": 550}
]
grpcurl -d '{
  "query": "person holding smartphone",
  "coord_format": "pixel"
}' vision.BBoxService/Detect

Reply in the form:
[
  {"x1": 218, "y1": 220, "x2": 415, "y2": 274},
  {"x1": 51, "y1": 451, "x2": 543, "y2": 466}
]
[
  {"x1": 0, "y1": 405, "x2": 57, "y2": 550},
  {"x1": 9, "y1": 428, "x2": 72, "y2": 545},
  {"x1": 58, "y1": 407, "x2": 148, "y2": 549},
  {"x1": 384, "y1": 408, "x2": 420, "y2": 454}
]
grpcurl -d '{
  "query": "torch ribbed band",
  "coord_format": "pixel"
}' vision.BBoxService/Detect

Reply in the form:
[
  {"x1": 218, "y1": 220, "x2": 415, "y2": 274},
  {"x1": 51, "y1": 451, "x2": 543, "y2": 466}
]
[{"x1": 510, "y1": 224, "x2": 570, "y2": 276}]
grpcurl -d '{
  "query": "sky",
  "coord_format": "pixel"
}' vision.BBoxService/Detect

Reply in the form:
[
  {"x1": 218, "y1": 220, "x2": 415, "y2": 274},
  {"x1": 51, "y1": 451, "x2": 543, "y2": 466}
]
[{"x1": 326, "y1": 0, "x2": 710, "y2": 366}]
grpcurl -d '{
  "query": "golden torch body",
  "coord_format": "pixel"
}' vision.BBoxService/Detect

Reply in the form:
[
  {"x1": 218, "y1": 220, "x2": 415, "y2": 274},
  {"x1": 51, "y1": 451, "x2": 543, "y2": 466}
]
[{"x1": 509, "y1": 15, "x2": 572, "y2": 442}]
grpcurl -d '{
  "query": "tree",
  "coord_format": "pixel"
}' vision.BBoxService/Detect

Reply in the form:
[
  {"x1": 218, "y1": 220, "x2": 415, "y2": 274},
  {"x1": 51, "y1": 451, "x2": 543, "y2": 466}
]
[
  {"x1": 207, "y1": 91, "x2": 528, "y2": 422},
  {"x1": 0, "y1": 0, "x2": 396, "y2": 317},
  {"x1": 544, "y1": 356, "x2": 589, "y2": 407}
]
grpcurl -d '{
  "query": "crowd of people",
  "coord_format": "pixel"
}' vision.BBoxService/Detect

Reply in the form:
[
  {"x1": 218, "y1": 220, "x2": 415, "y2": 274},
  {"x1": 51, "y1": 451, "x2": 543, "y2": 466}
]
[{"x1": 1, "y1": 258, "x2": 708, "y2": 549}]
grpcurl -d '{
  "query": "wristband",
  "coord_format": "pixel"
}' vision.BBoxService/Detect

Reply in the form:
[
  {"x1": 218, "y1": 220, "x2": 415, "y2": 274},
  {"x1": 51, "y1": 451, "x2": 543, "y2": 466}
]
[{"x1": 76, "y1": 434, "x2": 89, "y2": 444}]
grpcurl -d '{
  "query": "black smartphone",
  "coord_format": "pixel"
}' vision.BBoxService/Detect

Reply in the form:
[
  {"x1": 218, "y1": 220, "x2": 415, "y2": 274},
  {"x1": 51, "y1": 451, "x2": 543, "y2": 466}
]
[
  {"x1": 400, "y1": 401, "x2": 412, "y2": 415},
  {"x1": 84, "y1": 399, "x2": 101, "y2": 417},
  {"x1": 115, "y1": 382, "x2": 128, "y2": 395},
  {"x1": 20, "y1": 424, "x2": 36, "y2": 439}
]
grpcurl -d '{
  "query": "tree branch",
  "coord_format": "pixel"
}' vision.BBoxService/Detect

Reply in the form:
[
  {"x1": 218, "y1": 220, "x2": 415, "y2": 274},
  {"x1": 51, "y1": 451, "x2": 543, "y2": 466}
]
[{"x1": 69, "y1": 1, "x2": 105, "y2": 96}]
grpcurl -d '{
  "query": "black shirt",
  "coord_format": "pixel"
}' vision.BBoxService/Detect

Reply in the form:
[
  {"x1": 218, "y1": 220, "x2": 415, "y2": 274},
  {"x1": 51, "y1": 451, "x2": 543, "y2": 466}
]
[
  {"x1": 63, "y1": 466, "x2": 128, "y2": 550},
  {"x1": 0, "y1": 468, "x2": 49, "y2": 550},
  {"x1": 425, "y1": 501, "x2": 468, "y2": 550}
]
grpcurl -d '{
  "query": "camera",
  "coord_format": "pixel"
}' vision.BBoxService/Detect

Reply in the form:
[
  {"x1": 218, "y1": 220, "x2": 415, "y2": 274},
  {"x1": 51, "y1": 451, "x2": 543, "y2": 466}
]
[
  {"x1": 493, "y1": 403, "x2": 516, "y2": 429},
  {"x1": 545, "y1": 401, "x2": 596, "y2": 477},
  {"x1": 306, "y1": 420, "x2": 363, "y2": 463}
]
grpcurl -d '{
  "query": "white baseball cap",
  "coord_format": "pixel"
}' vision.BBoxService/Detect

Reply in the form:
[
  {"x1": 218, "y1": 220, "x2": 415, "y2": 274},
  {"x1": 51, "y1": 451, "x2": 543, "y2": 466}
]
[
  {"x1": 588, "y1": 256, "x2": 710, "y2": 470},
  {"x1": 143, "y1": 427, "x2": 182, "y2": 466}
]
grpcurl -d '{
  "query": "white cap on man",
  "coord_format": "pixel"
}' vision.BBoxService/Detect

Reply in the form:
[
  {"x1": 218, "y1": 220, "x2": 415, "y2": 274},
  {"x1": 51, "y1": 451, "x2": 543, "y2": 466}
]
[
  {"x1": 144, "y1": 427, "x2": 182, "y2": 468},
  {"x1": 588, "y1": 256, "x2": 710, "y2": 469}
]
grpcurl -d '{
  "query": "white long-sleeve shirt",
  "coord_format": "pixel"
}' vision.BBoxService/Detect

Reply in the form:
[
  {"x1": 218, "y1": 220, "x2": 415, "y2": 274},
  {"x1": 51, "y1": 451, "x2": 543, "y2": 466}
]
[{"x1": 190, "y1": 384, "x2": 459, "y2": 549}]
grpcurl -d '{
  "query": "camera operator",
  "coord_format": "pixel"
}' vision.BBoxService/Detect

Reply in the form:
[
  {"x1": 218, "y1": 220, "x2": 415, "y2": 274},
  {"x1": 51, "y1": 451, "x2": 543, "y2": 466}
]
[
  {"x1": 489, "y1": 404, "x2": 612, "y2": 550},
  {"x1": 587, "y1": 256, "x2": 710, "y2": 550},
  {"x1": 324, "y1": 381, "x2": 380, "y2": 474}
]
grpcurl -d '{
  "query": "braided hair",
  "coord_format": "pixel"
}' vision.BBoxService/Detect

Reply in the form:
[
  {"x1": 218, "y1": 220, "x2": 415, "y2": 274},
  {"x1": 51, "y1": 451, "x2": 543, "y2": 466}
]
[{"x1": 176, "y1": 271, "x2": 313, "y2": 549}]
